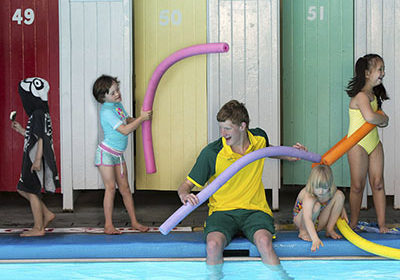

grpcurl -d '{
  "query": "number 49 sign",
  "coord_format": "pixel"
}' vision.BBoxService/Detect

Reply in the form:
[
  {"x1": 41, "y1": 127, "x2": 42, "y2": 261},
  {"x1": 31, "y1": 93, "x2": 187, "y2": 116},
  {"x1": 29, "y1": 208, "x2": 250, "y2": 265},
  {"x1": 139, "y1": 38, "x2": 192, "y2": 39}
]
[{"x1": 12, "y1": 8, "x2": 35, "y2": 25}]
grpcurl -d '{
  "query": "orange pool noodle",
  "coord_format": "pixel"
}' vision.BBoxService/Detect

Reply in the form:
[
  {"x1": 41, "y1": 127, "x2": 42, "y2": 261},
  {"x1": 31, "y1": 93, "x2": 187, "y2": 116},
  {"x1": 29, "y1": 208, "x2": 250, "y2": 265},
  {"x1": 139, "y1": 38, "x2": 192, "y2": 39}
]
[
  {"x1": 312, "y1": 136, "x2": 347, "y2": 168},
  {"x1": 313, "y1": 111, "x2": 383, "y2": 167}
]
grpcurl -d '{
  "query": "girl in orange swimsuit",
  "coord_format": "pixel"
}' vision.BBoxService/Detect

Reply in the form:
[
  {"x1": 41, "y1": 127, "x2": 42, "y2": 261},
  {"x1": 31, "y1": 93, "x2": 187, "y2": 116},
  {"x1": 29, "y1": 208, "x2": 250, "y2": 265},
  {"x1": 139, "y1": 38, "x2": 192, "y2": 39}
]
[
  {"x1": 293, "y1": 165, "x2": 347, "y2": 252},
  {"x1": 346, "y1": 54, "x2": 390, "y2": 233}
]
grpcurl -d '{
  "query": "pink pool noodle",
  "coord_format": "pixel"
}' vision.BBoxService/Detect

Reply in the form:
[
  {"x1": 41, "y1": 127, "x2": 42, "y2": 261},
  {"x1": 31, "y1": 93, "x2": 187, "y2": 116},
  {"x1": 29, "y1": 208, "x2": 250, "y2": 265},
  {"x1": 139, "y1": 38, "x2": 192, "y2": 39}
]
[
  {"x1": 159, "y1": 146, "x2": 321, "y2": 235},
  {"x1": 142, "y1": 43, "x2": 230, "y2": 173}
]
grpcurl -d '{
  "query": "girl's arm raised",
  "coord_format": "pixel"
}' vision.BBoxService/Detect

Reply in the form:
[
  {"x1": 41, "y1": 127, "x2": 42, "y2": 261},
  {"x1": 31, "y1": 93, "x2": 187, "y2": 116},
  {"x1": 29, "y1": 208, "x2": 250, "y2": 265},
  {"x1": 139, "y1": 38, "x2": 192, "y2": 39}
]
[
  {"x1": 116, "y1": 110, "x2": 152, "y2": 135},
  {"x1": 355, "y1": 92, "x2": 388, "y2": 125}
]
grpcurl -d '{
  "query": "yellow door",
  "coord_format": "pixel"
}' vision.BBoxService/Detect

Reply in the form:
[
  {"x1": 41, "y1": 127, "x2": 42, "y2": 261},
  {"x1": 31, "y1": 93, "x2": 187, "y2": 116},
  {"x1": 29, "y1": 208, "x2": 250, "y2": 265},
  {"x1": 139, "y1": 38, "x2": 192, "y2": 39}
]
[{"x1": 134, "y1": 0, "x2": 207, "y2": 190}]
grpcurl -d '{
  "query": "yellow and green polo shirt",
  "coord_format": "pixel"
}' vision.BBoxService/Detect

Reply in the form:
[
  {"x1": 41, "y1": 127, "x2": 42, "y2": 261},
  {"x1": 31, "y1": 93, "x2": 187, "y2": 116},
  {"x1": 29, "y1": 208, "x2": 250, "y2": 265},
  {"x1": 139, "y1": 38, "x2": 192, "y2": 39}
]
[{"x1": 187, "y1": 128, "x2": 273, "y2": 217}]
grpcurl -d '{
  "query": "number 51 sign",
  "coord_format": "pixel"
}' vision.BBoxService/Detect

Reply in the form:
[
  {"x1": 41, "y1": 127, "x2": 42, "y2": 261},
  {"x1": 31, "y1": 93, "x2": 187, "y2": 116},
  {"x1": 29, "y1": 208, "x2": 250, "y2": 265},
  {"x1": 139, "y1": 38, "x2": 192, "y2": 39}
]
[{"x1": 12, "y1": 8, "x2": 35, "y2": 25}]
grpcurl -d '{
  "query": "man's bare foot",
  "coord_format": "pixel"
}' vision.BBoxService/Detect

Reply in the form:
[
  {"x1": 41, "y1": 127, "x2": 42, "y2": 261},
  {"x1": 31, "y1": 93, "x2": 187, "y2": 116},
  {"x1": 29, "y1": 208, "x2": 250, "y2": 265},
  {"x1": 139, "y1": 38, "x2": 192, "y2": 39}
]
[
  {"x1": 44, "y1": 212, "x2": 56, "y2": 228},
  {"x1": 104, "y1": 226, "x2": 121, "y2": 235},
  {"x1": 131, "y1": 221, "x2": 149, "y2": 232},
  {"x1": 298, "y1": 230, "x2": 311, "y2": 241},
  {"x1": 20, "y1": 228, "x2": 45, "y2": 237},
  {"x1": 326, "y1": 230, "x2": 342, "y2": 239}
]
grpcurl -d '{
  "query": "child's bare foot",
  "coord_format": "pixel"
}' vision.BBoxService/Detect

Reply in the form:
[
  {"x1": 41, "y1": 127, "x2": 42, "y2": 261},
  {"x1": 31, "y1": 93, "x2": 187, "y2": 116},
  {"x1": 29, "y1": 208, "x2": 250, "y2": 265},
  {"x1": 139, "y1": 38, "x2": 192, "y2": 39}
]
[
  {"x1": 104, "y1": 226, "x2": 121, "y2": 235},
  {"x1": 349, "y1": 221, "x2": 358, "y2": 230},
  {"x1": 131, "y1": 222, "x2": 149, "y2": 232},
  {"x1": 44, "y1": 212, "x2": 56, "y2": 228},
  {"x1": 326, "y1": 230, "x2": 342, "y2": 239},
  {"x1": 298, "y1": 230, "x2": 311, "y2": 241},
  {"x1": 379, "y1": 226, "x2": 389, "y2": 233},
  {"x1": 20, "y1": 228, "x2": 45, "y2": 237}
]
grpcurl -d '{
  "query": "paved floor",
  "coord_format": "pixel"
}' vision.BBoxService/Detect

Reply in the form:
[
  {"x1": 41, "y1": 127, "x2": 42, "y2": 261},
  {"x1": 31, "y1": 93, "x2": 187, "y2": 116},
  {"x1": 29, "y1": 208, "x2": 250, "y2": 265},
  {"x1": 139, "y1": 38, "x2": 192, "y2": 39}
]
[{"x1": 0, "y1": 185, "x2": 399, "y2": 230}]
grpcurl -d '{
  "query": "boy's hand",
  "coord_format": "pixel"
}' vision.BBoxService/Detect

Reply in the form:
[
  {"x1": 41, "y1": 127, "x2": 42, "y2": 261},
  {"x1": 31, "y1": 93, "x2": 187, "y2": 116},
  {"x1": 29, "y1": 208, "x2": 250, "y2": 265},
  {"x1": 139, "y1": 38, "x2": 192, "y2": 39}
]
[
  {"x1": 286, "y1": 142, "x2": 308, "y2": 161},
  {"x1": 292, "y1": 142, "x2": 307, "y2": 151},
  {"x1": 179, "y1": 193, "x2": 199, "y2": 206},
  {"x1": 31, "y1": 159, "x2": 42, "y2": 173},
  {"x1": 11, "y1": 121, "x2": 25, "y2": 135}
]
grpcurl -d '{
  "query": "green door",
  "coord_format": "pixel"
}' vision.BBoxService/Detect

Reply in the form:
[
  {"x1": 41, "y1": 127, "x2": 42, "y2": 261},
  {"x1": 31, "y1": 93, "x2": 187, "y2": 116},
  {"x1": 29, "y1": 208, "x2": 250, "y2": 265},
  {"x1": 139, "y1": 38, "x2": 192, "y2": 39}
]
[{"x1": 281, "y1": 0, "x2": 354, "y2": 186}]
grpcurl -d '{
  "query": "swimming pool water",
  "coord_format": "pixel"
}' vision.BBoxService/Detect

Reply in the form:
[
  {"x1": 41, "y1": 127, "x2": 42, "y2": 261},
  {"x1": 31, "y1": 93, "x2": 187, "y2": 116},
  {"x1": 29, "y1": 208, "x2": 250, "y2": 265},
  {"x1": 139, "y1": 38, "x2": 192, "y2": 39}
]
[{"x1": 0, "y1": 260, "x2": 399, "y2": 280}]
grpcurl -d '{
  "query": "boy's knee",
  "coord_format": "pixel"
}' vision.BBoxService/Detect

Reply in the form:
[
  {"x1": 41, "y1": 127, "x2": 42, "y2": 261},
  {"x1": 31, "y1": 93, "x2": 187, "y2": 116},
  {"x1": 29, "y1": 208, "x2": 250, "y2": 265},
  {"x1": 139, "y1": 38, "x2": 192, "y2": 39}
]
[
  {"x1": 254, "y1": 230, "x2": 273, "y2": 249},
  {"x1": 206, "y1": 238, "x2": 224, "y2": 255}
]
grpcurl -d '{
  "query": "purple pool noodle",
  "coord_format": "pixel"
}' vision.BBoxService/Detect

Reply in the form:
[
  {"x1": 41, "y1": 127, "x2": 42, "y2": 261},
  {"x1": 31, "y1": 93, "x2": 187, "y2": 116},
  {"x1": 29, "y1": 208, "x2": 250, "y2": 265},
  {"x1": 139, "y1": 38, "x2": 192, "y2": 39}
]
[
  {"x1": 159, "y1": 146, "x2": 321, "y2": 235},
  {"x1": 142, "y1": 43, "x2": 230, "y2": 173}
]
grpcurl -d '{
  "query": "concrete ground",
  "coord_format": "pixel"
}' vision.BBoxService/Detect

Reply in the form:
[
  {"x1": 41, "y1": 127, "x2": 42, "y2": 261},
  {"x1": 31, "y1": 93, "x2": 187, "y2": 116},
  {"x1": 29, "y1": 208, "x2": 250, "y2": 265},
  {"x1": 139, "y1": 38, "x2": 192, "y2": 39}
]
[{"x1": 0, "y1": 185, "x2": 399, "y2": 230}]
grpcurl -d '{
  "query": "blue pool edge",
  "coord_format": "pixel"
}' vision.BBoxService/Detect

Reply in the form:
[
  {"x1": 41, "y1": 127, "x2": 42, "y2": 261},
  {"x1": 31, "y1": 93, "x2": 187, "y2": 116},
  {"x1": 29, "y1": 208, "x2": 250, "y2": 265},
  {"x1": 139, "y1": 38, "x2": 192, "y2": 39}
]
[{"x1": 0, "y1": 231, "x2": 399, "y2": 260}]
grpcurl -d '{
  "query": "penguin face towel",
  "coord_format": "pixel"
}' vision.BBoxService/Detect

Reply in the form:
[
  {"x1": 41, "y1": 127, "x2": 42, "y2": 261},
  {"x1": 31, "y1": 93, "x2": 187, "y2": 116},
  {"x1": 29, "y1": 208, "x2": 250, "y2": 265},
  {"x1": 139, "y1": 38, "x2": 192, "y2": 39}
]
[{"x1": 17, "y1": 77, "x2": 60, "y2": 194}]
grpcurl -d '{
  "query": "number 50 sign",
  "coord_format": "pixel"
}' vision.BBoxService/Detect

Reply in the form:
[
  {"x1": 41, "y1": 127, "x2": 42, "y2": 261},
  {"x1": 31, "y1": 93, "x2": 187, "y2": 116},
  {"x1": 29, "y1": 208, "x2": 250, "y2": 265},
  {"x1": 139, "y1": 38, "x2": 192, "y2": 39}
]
[
  {"x1": 12, "y1": 8, "x2": 35, "y2": 25},
  {"x1": 159, "y1": 9, "x2": 182, "y2": 26}
]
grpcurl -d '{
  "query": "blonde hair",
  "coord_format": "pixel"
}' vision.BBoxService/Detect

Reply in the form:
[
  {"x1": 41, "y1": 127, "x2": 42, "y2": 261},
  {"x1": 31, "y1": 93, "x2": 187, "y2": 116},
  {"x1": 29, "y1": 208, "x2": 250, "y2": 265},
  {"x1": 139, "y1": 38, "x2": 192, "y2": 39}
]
[{"x1": 305, "y1": 165, "x2": 336, "y2": 197}]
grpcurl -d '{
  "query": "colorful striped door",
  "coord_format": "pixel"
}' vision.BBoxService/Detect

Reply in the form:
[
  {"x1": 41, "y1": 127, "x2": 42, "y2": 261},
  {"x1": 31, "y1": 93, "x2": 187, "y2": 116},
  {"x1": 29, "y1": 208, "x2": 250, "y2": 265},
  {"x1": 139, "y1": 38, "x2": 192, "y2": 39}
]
[
  {"x1": 281, "y1": 0, "x2": 353, "y2": 186},
  {"x1": 134, "y1": 0, "x2": 207, "y2": 190}
]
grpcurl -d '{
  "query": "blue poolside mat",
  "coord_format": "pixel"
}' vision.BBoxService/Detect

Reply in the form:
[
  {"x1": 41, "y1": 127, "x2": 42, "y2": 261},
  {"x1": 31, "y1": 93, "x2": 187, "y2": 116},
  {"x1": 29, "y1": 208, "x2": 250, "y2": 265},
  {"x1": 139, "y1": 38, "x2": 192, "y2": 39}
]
[
  {"x1": 357, "y1": 221, "x2": 400, "y2": 234},
  {"x1": 0, "y1": 231, "x2": 399, "y2": 260}
]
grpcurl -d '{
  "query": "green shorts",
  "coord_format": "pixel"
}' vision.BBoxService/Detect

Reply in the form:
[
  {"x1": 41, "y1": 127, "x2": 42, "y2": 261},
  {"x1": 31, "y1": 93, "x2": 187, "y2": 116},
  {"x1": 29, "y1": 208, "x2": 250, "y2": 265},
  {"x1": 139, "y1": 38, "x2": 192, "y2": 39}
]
[{"x1": 204, "y1": 209, "x2": 275, "y2": 244}]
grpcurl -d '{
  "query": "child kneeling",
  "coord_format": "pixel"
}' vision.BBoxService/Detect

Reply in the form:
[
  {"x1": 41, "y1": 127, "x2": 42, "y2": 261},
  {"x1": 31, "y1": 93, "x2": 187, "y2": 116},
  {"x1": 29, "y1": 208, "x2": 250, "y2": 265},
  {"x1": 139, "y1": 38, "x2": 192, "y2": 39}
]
[{"x1": 293, "y1": 165, "x2": 348, "y2": 251}]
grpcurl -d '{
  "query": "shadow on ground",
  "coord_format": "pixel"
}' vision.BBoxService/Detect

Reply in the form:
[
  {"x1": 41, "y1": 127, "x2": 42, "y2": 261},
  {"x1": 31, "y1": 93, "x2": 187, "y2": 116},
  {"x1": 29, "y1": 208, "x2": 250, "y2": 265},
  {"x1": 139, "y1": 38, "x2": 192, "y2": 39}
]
[{"x1": 0, "y1": 185, "x2": 398, "y2": 229}]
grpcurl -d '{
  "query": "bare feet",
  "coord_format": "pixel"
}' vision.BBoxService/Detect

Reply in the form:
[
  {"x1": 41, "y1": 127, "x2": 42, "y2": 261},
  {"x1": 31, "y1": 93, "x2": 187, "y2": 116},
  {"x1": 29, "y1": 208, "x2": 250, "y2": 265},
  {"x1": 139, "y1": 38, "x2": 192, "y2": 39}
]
[
  {"x1": 326, "y1": 230, "x2": 342, "y2": 239},
  {"x1": 298, "y1": 230, "x2": 311, "y2": 241},
  {"x1": 104, "y1": 226, "x2": 122, "y2": 235},
  {"x1": 44, "y1": 212, "x2": 56, "y2": 229},
  {"x1": 20, "y1": 228, "x2": 45, "y2": 237},
  {"x1": 379, "y1": 226, "x2": 389, "y2": 233},
  {"x1": 349, "y1": 221, "x2": 358, "y2": 230},
  {"x1": 131, "y1": 221, "x2": 149, "y2": 232}
]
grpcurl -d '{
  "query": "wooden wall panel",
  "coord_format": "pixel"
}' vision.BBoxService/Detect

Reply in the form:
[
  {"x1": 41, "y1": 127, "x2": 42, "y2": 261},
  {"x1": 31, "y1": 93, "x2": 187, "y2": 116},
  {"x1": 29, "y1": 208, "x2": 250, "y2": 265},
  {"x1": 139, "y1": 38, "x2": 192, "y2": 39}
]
[
  {"x1": 281, "y1": 0, "x2": 354, "y2": 187},
  {"x1": 208, "y1": 0, "x2": 281, "y2": 209},
  {"x1": 0, "y1": 0, "x2": 60, "y2": 192},
  {"x1": 355, "y1": 0, "x2": 400, "y2": 208},
  {"x1": 60, "y1": 0, "x2": 132, "y2": 210},
  {"x1": 134, "y1": 0, "x2": 207, "y2": 191}
]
